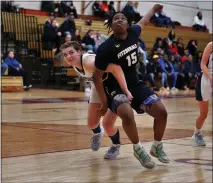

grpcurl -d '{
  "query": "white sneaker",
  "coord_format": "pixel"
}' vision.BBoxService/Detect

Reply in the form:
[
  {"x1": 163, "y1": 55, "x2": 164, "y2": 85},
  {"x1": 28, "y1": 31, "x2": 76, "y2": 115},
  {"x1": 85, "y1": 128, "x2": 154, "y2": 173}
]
[{"x1": 91, "y1": 126, "x2": 104, "y2": 151}]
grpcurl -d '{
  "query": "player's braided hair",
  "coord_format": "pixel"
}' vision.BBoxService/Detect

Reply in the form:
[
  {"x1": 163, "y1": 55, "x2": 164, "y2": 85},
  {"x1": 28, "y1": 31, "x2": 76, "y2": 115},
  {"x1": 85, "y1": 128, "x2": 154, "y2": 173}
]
[
  {"x1": 105, "y1": 11, "x2": 132, "y2": 35},
  {"x1": 60, "y1": 41, "x2": 82, "y2": 51}
]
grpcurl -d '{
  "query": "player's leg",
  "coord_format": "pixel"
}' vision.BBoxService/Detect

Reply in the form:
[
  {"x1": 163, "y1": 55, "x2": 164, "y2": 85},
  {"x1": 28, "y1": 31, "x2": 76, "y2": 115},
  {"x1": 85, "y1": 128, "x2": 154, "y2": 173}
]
[
  {"x1": 102, "y1": 110, "x2": 120, "y2": 159},
  {"x1": 130, "y1": 82, "x2": 169, "y2": 163},
  {"x1": 193, "y1": 101, "x2": 208, "y2": 146},
  {"x1": 88, "y1": 84, "x2": 104, "y2": 151},
  {"x1": 112, "y1": 93, "x2": 155, "y2": 169},
  {"x1": 193, "y1": 75, "x2": 210, "y2": 146}
]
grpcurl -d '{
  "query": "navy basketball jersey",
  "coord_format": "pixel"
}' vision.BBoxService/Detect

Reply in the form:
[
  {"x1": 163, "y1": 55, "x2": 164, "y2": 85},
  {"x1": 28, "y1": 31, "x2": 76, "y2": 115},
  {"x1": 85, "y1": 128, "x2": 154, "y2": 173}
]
[{"x1": 95, "y1": 24, "x2": 142, "y2": 88}]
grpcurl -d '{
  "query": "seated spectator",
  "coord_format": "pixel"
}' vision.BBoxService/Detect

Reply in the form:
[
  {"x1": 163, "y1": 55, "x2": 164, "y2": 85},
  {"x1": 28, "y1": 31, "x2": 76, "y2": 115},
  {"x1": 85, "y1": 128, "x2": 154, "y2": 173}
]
[
  {"x1": 152, "y1": 37, "x2": 163, "y2": 55},
  {"x1": 108, "y1": 1, "x2": 116, "y2": 17},
  {"x1": 94, "y1": 30, "x2": 107, "y2": 48},
  {"x1": 92, "y1": 1, "x2": 103, "y2": 18},
  {"x1": 132, "y1": 1, "x2": 142, "y2": 22},
  {"x1": 153, "y1": 10, "x2": 173, "y2": 28},
  {"x1": 60, "y1": 1, "x2": 78, "y2": 18},
  {"x1": 181, "y1": 49, "x2": 193, "y2": 63},
  {"x1": 170, "y1": 55, "x2": 185, "y2": 90},
  {"x1": 58, "y1": 12, "x2": 76, "y2": 36},
  {"x1": 192, "y1": 11, "x2": 207, "y2": 32},
  {"x1": 177, "y1": 37, "x2": 184, "y2": 56},
  {"x1": 73, "y1": 29, "x2": 82, "y2": 43},
  {"x1": 162, "y1": 38, "x2": 171, "y2": 55},
  {"x1": 81, "y1": 29, "x2": 97, "y2": 53},
  {"x1": 168, "y1": 30, "x2": 176, "y2": 45},
  {"x1": 187, "y1": 40, "x2": 197, "y2": 57},
  {"x1": 183, "y1": 53, "x2": 195, "y2": 89},
  {"x1": 100, "y1": 1, "x2": 109, "y2": 19},
  {"x1": 169, "y1": 41, "x2": 180, "y2": 59},
  {"x1": 122, "y1": 1, "x2": 135, "y2": 23},
  {"x1": 146, "y1": 55, "x2": 161, "y2": 90},
  {"x1": 4, "y1": 50, "x2": 31, "y2": 89},
  {"x1": 195, "y1": 51, "x2": 202, "y2": 78},
  {"x1": 159, "y1": 54, "x2": 178, "y2": 90}
]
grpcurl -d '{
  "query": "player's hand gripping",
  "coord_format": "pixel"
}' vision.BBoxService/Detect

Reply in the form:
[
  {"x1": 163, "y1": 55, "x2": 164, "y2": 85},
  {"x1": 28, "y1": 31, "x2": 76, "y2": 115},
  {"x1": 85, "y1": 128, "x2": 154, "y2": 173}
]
[
  {"x1": 97, "y1": 102, "x2": 108, "y2": 117},
  {"x1": 126, "y1": 90, "x2": 133, "y2": 102},
  {"x1": 153, "y1": 4, "x2": 163, "y2": 13}
]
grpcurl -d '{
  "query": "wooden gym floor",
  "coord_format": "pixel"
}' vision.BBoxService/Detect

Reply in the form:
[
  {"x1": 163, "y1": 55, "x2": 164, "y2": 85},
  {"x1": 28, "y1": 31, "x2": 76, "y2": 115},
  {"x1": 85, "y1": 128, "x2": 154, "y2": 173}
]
[{"x1": 1, "y1": 89, "x2": 212, "y2": 183}]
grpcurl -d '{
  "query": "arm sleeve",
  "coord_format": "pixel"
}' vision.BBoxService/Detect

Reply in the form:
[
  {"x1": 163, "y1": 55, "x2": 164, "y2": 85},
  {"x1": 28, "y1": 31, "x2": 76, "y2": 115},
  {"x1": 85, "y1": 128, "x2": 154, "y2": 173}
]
[
  {"x1": 95, "y1": 45, "x2": 111, "y2": 71},
  {"x1": 131, "y1": 24, "x2": 141, "y2": 38}
]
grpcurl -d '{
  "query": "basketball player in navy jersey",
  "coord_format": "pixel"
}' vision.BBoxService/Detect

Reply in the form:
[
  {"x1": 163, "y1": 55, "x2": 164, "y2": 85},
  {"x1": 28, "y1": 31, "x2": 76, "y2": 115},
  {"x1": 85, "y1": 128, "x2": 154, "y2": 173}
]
[
  {"x1": 194, "y1": 41, "x2": 212, "y2": 146},
  {"x1": 93, "y1": 4, "x2": 170, "y2": 169}
]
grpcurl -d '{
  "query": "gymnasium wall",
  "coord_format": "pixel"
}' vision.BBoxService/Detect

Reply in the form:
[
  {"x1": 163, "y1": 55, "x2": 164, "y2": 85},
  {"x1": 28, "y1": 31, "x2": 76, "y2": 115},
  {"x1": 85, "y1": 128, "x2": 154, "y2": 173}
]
[{"x1": 14, "y1": 1, "x2": 212, "y2": 33}]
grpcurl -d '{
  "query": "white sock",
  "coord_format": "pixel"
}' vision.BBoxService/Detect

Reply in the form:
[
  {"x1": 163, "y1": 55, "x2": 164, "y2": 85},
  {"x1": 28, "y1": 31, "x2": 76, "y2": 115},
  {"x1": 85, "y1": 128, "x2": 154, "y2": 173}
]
[
  {"x1": 153, "y1": 140, "x2": 162, "y2": 147},
  {"x1": 133, "y1": 141, "x2": 142, "y2": 150},
  {"x1": 195, "y1": 127, "x2": 202, "y2": 134}
]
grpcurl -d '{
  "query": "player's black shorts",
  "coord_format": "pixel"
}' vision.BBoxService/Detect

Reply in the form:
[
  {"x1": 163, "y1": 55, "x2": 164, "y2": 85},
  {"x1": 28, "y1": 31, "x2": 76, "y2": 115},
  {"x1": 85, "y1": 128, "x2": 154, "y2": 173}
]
[
  {"x1": 104, "y1": 81, "x2": 160, "y2": 113},
  {"x1": 195, "y1": 75, "x2": 202, "y2": 101}
]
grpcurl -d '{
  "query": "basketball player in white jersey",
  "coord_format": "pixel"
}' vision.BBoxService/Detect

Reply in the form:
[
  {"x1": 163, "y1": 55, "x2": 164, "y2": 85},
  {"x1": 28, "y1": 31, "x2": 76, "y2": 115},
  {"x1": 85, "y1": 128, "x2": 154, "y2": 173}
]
[
  {"x1": 60, "y1": 41, "x2": 133, "y2": 159},
  {"x1": 194, "y1": 41, "x2": 212, "y2": 146}
]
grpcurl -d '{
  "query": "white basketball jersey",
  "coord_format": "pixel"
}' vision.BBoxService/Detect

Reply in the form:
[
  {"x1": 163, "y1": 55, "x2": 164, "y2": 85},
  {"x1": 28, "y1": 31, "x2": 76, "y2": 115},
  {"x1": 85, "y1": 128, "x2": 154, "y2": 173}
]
[
  {"x1": 208, "y1": 53, "x2": 212, "y2": 74},
  {"x1": 73, "y1": 53, "x2": 96, "y2": 80}
]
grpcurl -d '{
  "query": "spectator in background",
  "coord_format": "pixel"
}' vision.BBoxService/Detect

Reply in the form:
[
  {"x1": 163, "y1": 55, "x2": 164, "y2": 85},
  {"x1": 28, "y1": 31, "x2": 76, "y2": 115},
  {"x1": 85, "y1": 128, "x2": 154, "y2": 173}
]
[
  {"x1": 159, "y1": 54, "x2": 178, "y2": 90},
  {"x1": 187, "y1": 40, "x2": 197, "y2": 57},
  {"x1": 94, "y1": 30, "x2": 107, "y2": 48},
  {"x1": 100, "y1": 1, "x2": 109, "y2": 19},
  {"x1": 168, "y1": 30, "x2": 176, "y2": 45},
  {"x1": 154, "y1": 10, "x2": 173, "y2": 28},
  {"x1": 162, "y1": 38, "x2": 171, "y2": 55},
  {"x1": 108, "y1": 1, "x2": 116, "y2": 17},
  {"x1": 44, "y1": 12, "x2": 56, "y2": 28},
  {"x1": 122, "y1": 1, "x2": 135, "y2": 23},
  {"x1": 177, "y1": 37, "x2": 184, "y2": 56},
  {"x1": 132, "y1": 1, "x2": 142, "y2": 22},
  {"x1": 58, "y1": 12, "x2": 76, "y2": 36},
  {"x1": 60, "y1": 1, "x2": 78, "y2": 18},
  {"x1": 182, "y1": 51, "x2": 195, "y2": 89},
  {"x1": 146, "y1": 55, "x2": 161, "y2": 90},
  {"x1": 81, "y1": 29, "x2": 97, "y2": 53},
  {"x1": 73, "y1": 29, "x2": 82, "y2": 43},
  {"x1": 169, "y1": 41, "x2": 180, "y2": 59},
  {"x1": 181, "y1": 49, "x2": 193, "y2": 63},
  {"x1": 192, "y1": 11, "x2": 207, "y2": 32},
  {"x1": 42, "y1": 19, "x2": 61, "y2": 50},
  {"x1": 92, "y1": 1, "x2": 102, "y2": 18},
  {"x1": 195, "y1": 51, "x2": 202, "y2": 78},
  {"x1": 152, "y1": 37, "x2": 163, "y2": 55},
  {"x1": 4, "y1": 50, "x2": 31, "y2": 89}
]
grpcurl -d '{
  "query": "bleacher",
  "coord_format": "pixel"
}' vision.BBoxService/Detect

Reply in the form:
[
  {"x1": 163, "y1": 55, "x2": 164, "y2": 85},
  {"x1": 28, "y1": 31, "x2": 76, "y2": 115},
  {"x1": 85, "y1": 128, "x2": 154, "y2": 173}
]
[{"x1": 1, "y1": 10, "x2": 212, "y2": 92}]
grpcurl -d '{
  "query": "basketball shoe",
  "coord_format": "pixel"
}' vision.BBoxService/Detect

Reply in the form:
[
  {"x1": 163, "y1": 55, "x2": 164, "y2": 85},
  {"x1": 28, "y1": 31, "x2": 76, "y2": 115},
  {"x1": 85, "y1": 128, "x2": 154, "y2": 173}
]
[
  {"x1": 104, "y1": 144, "x2": 120, "y2": 159},
  {"x1": 91, "y1": 126, "x2": 104, "y2": 151},
  {"x1": 192, "y1": 132, "x2": 206, "y2": 146},
  {"x1": 150, "y1": 142, "x2": 170, "y2": 163}
]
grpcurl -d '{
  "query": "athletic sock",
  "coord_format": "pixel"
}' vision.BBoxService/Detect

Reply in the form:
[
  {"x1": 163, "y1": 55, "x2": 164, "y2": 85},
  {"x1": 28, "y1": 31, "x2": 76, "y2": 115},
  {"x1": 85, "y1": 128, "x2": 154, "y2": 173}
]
[
  {"x1": 91, "y1": 124, "x2": 101, "y2": 134},
  {"x1": 109, "y1": 130, "x2": 120, "y2": 145},
  {"x1": 133, "y1": 141, "x2": 142, "y2": 150}
]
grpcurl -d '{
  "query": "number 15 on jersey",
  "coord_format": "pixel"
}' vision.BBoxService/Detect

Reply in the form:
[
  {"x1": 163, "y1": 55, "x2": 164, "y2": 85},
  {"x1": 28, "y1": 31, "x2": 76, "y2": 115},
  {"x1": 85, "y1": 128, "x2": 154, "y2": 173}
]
[{"x1": 126, "y1": 52, "x2": 138, "y2": 66}]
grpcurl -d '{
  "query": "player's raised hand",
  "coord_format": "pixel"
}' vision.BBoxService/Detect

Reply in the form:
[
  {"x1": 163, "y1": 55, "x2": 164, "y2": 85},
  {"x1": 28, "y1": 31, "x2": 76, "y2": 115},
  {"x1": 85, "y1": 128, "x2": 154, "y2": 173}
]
[{"x1": 153, "y1": 4, "x2": 163, "y2": 13}]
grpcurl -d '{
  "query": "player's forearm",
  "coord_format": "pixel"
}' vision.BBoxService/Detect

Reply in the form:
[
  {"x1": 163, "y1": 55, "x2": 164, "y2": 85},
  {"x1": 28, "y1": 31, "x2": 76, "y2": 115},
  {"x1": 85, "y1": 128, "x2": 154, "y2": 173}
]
[
  {"x1": 138, "y1": 8, "x2": 155, "y2": 27},
  {"x1": 112, "y1": 68, "x2": 129, "y2": 94},
  {"x1": 93, "y1": 71, "x2": 107, "y2": 104}
]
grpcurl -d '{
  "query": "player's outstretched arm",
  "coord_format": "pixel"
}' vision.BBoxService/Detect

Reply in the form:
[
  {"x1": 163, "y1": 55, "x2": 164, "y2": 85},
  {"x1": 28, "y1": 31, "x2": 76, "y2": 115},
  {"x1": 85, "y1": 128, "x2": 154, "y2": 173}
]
[
  {"x1": 137, "y1": 4, "x2": 163, "y2": 30},
  {"x1": 93, "y1": 68, "x2": 108, "y2": 116},
  {"x1": 200, "y1": 42, "x2": 212, "y2": 86},
  {"x1": 106, "y1": 64, "x2": 133, "y2": 101}
]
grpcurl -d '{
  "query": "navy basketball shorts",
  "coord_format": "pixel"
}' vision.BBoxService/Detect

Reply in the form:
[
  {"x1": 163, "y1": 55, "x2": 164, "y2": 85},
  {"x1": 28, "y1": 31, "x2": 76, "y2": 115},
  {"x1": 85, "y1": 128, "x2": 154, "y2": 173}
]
[
  {"x1": 105, "y1": 81, "x2": 160, "y2": 114},
  {"x1": 195, "y1": 74, "x2": 212, "y2": 101}
]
